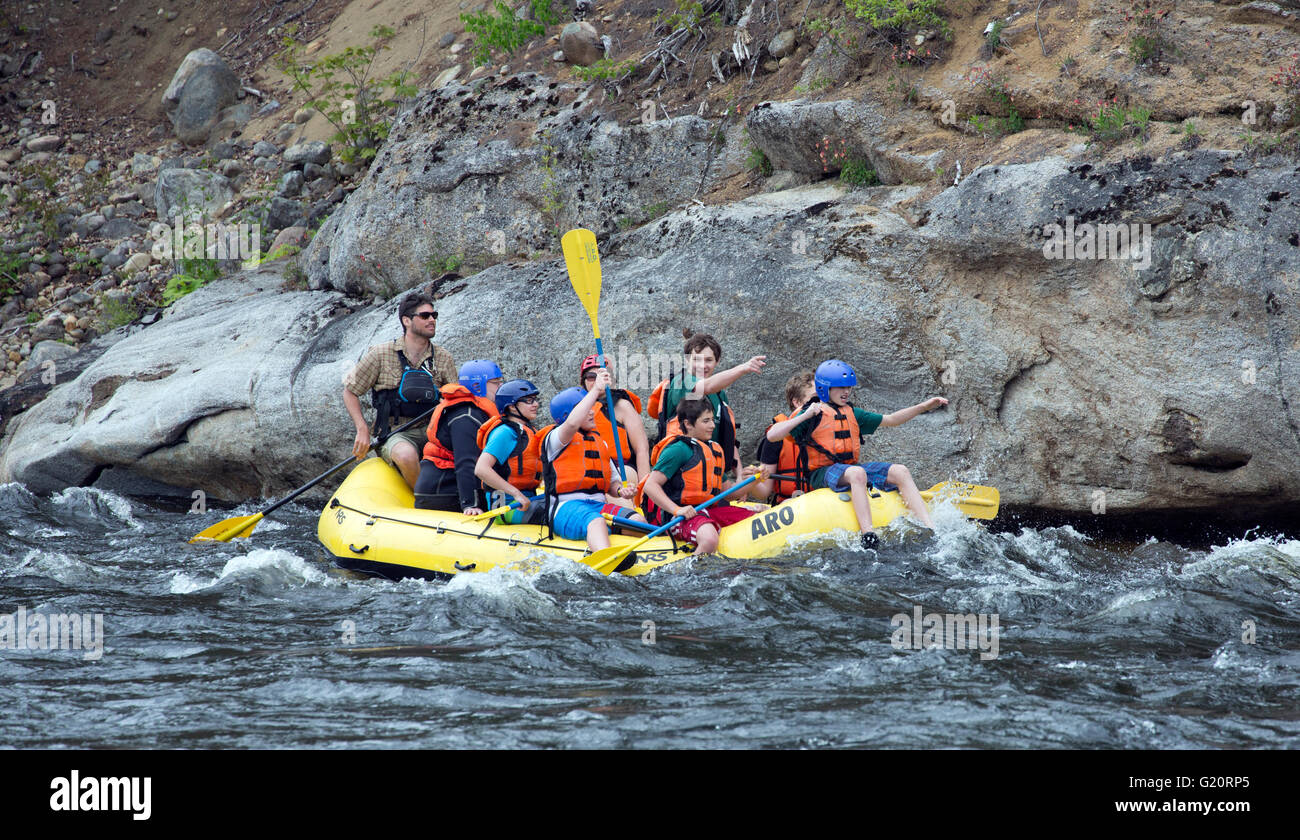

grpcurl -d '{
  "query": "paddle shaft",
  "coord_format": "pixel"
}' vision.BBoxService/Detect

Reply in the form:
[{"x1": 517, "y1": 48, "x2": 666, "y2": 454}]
[
  {"x1": 594, "y1": 336, "x2": 628, "y2": 483},
  {"x1": 627, "y1": 474, "x2": 759, "y2": 546},
  {"x1": 263, "y1": 407, "x2": 435, "y2": 517}
]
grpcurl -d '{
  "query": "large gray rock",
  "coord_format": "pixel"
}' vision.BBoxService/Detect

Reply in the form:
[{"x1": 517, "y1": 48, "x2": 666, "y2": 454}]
[
  {"x1": 96, "y1": 217, "x2": 149, "y2": 239},
  {"x1": 300, "y1": 73, "x2": 748, "y2": 296},
  {"x1": 560, "y1": 22, "x2": 604, "y2": 66},
  {"x1": 746, "y1": 98, "x2": 942, "y2": 183},
  {"x1": 263, "y1": 196, "x2": 307, "y2": 235},
  {"x1": 768, "y1": 30, "x2": 797, "y2": 59},
  {"x1": 0, "y1": 269, "x2": 360, "y2": 500},
  {"x1": 162, "y1": 48, "x2": 230, "y2": 107},
  {"x1": 171, "y1": 63, "x2": 241, "y2": 146},
  {"x1": 154, "y1": 168, "x2": 233, "y2": 223},
  {"x1": 283, "y1": 141, "x2": 332, "y2": 167}
]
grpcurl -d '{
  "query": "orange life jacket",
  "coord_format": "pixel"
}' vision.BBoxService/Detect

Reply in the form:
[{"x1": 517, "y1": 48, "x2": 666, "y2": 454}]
[
  {"x1": 422, "y1": 384, "x2": 499, "y2": 469},
  {"x1": 802, "y1": 404, "x2": 860, "y2": 471},
  {"x1": 529, "y1": 423, "x2": 611, "y2": 496},
  {"x1": 592, "y1": 388, "x2": 641, "y2": 464},
  {"x1": 634, "y1": 435, "x2": 724, "y2": 522},
  {"x1": 764, "y1": 413, "x2": 807, "y2": 501},
  {"x1": 649, "y1": 375, "x2": 739, "y2": 473},
  {"x1": 475, "y1": 415, "x2": 541, "y2": 491}
]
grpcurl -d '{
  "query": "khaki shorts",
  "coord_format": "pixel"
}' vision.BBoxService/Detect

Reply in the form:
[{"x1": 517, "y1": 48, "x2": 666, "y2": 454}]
[{"x1": 378, "y1": 425, "x2": 428, "y2": 465}]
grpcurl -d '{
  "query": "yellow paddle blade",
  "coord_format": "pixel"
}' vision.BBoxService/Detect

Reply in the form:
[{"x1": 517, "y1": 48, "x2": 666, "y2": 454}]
[
  {"x1": 920, "y1": 482, "x2": 1000, "y2": 520},
  {"x1": 189, "y1": 512, "x2": 265, "y2": 544},
  {"x1": 583, "y1": 543, "x2": 634, "y2": 575},
  {"x1": 561, "y1": 228, "x2": 602, "y2": 331}
]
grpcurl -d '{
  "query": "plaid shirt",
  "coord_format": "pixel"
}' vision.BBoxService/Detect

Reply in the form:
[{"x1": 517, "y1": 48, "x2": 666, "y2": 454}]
[{"x1": 344, "y1": 339, "x2": 457, "y2": 406}]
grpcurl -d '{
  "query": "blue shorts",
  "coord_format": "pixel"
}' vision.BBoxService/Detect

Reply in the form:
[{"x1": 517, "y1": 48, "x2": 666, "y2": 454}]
[
  {"x1": 552, "y1": 499, "x2": 624, "y2": 541},
  {"x1": 824, "y1": 462, "x2": 896, "y2": 492}
]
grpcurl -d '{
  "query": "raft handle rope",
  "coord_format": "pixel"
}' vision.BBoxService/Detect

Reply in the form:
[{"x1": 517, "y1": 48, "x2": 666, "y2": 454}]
[
  {"x1": 454, "y1": 561, "x2": 477, "y2": 571},
  {"x1": 329, "y1": 501, "x2": 689, "y2": 557},
  {"x1": 349, "y1": 544, "x2": 370, "y2": 554}
]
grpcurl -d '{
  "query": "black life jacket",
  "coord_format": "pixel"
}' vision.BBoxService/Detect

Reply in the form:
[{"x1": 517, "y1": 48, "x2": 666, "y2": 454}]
[{"x1": 371, "y1": 349, "x2": 440, "y2": 440}]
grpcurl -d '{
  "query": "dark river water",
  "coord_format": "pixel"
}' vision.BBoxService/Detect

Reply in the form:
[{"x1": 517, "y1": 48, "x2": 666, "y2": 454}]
[{"x1": 2, "y1": 481, "x2": 1298, "y2": 749}]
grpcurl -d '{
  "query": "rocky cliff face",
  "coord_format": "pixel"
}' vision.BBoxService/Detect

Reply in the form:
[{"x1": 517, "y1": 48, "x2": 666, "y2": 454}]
[{"x1": 4, "y1": 126, "x2": 1297, "y2": 516}]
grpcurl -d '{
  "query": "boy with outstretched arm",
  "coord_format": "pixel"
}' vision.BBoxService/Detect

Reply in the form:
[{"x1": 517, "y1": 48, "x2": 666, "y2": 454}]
[
  {"x1": 772, "y1": 360, "x2": 947, "y2": 547},
  {"x1": 637, "y1": 397, "x2": 762, "y2": 556}
]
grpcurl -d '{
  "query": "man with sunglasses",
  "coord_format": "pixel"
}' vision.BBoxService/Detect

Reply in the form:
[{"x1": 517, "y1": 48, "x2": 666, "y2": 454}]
[{"x1": 343, "y1": 293, "x2": 457, "y2": 490}]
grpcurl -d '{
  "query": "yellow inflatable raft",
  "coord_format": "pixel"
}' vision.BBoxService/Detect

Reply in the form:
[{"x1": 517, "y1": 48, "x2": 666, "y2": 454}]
[{"x1": 317, "y1": 458, "x2": 999, "y2": 579}]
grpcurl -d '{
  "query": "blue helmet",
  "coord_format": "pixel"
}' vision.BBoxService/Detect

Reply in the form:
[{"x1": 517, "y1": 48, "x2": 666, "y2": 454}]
[
  {"x1": 495, "y1": 379, "x2": 540, "y2": 414},
  {"x1": 549, "y1": 386, "x2": 589, "y2": 425},
  {"x1": 814, "y1": 359, "x2": 857, "y2": 402},
  {"x1": 459, "y1": 359, "x2": 503, "y2": 397}
]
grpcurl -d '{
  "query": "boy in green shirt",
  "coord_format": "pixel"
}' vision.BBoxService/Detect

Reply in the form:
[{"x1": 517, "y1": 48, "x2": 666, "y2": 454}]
[{"x1": 771, "y1": 360, "x2": 947, "y2": 546}]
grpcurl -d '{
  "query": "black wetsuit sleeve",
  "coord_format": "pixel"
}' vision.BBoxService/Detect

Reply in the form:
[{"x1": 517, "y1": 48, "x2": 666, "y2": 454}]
[
  {"x1": 757, "y1": 437, "x2": 784, "y2": 464},
  {"x1": 449, "y1": 412, "x2": 485, "y2": 510}
]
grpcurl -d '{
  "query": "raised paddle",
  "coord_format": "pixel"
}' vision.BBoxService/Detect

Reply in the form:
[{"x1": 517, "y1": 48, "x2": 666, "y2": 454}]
[
  {"x1": 467, "y1": 493, "x2": 544, "y2": 522},
  {"x1": 584, "y1": 474, "x2": 760, "y2": 575},
  {"x1": 561, "y1": 227, "x2": 629, "y2": 486},
  {"x1": 189, "y1": 407, "x2": 437, "y2": 543},
  {"x1": 762, "y1": 476, "x2": 1000, "y2": 519}
]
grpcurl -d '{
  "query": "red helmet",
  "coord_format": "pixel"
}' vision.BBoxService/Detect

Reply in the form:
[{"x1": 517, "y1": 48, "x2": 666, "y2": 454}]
[{"x1": 579, "y1": 354, "x2": 602, "y2": 384}]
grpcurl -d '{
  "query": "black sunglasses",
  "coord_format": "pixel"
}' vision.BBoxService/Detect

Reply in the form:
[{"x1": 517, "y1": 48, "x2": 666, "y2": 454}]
[{"x1": 411, "y1": 310, "x2": 438, "y2": 320}]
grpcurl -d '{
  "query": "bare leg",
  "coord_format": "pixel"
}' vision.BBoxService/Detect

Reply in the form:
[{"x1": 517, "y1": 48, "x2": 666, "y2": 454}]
[
  {"x1": 390, "y1": 440, "x2": 421, "y2": 490},
  {"x1": 844, "y1": 466, "x2": 875, "y2": 533},
  {"x1": 587, "y1": 516, "x2": 612, "y2": 551},
  {"x1": 692, "y1": 523, "x2": 720, "y2": 556},
  {"x1": 889, "y1": 464, "x2": 934, "y2": 529}
]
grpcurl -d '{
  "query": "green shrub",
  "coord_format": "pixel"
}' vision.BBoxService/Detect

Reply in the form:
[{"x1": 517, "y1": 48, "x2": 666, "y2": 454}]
[
  {"x1": 425, "y1": 251, "x2": 465, "y2": 274},
  {"x1": 845, "y1": 0, "x2": 950, "y2": 39},
  {"x1": 99, "y1": 296, "x2": 140, "y2": 331},
  {"x1": 839, "y1": 158, "x2": 879, "y2": 186},
  {"x1": 162, "y1": 274, "x2": 209, "y2": 306},
  {"x1": 275, "y1": 24, "x2": 417, "y2": 163},
  {"x1": 655, "y1": 0, "x2": 722, "y2": 33},
  {"x1": 572, "y1": 57, "x2": 638, "y2": 83},
  {"x1": 259, "y1": 244, "x2": 302, "y2": 264},
  {"x1": 0, "y1": 251, "x2": 27, "y2": 304},
  {"x1": 462, "y1": 0, "x2": 562, "y2": 67},
  {"x1": 1088, "y1": 100, "x2": 1152, "y2": 143}
]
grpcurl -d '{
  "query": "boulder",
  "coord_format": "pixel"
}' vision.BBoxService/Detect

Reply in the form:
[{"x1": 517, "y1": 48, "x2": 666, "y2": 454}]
[
  {"x1": 560, "y1": 22, "x2": 604, "y2": 66},
  {"x1": 768, "y1": 29, "x2": 797, "y2": 59},
  {"x1": 171, "y1": 63, "x2": 241, "y2": 146},
  {"x1": 162, "y1": 48, "x2": 230, "y2": 107},
  {"x1": 283, "y1": 140, "x2": 332, "y2": 167},
  {"x1": 264, "y1": 196, "x2": 307, "y2": 234},
  {"x1": 25, "y1": 134, "x2": 62, "y2": 152},
  {"x1": 154, "y1": 168, "x2": 233, "y2": 223}
]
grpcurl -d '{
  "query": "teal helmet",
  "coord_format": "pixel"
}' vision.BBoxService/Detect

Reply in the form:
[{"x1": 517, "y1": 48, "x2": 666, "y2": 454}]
[
  {"x1": 549, "y1": 386, "x2": 589, "y2": 425},
  {"x1": 459, "y1": 359, "x2": 503, "y2": 397},
  {"x1": 814, "y1": 359, "x2": 857, "y2": 402}
]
